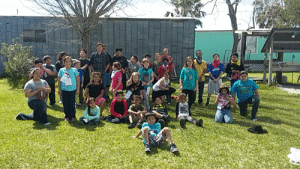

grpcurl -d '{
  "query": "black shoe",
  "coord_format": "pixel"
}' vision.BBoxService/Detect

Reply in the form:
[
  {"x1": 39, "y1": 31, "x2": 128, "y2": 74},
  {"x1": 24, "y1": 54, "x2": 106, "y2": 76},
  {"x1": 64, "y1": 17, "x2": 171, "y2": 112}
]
[
  {"x1": 128, "y1": 123, "x2": 135, "y2": 129},
  {"x1": 136, "y1": 122, "x2": 143, "y2": 129},
  {"x1": 145, "y1": 144, "x2": 151, "y2": 153},
  {"x1": 205, "y1": 102, "x2": 209, "y2": 106},
  {"x1": 179, "y1": 119, "x2": 186, "y2": 128},
  {"x1": 170, "y1": 143, "x2": 179, "y2": 153},
  {"x1": 197, "y1": 119, "x2": 203, "y2": 127},
  {"x1": 16, "y1": 113, "x2": 25, "y2": 120}
]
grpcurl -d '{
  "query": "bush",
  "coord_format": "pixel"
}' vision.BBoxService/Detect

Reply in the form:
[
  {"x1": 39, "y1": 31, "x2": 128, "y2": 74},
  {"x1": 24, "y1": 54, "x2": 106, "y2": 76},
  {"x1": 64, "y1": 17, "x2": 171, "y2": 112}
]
[{"x1": 1, "y1": 40, "x2": 34, "y2": 88}]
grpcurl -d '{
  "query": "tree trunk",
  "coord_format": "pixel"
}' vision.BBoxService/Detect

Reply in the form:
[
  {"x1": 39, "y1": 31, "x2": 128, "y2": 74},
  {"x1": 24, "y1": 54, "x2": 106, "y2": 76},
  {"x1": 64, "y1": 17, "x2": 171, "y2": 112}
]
[
  {"x1": 80, "y1": 30, "x2": 91, "y2": 55},
  {"x1": 227, "y1": 1, "x2": 239, "y2": 53}
]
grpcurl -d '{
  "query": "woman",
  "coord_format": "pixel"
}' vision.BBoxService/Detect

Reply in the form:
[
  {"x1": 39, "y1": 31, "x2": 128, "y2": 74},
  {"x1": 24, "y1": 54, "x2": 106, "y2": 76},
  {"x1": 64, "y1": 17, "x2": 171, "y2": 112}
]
[{"x1": 16, "y1": 68, "x2": 51, "y2": 125}]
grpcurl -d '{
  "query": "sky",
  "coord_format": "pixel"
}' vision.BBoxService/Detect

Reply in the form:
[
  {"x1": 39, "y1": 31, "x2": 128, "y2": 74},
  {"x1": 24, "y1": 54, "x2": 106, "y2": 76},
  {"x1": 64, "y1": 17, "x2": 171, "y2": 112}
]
[{"x1": 0, "y1": 0, "x2": 256, "y2": 30}]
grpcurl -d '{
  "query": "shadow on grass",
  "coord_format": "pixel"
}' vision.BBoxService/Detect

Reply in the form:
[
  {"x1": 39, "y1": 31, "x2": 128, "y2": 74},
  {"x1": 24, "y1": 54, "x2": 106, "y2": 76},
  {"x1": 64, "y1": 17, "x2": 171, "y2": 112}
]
[
  {"x1": 146, "y1": 144, "x2": 181, "y2": 156},
  {"x1": 67, "y1": 120, "x2": 105, "y2": 131},
  {"x1": 33, "y1": 114, "x2": 63, "y2": 130}
]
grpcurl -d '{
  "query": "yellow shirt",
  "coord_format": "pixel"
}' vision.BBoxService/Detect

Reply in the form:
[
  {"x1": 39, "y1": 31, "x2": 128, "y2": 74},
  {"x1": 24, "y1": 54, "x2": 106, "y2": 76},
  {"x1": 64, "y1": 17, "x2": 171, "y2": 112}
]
[{"x1": 194, "y1": 59, "x2": 207, "y2": 82}]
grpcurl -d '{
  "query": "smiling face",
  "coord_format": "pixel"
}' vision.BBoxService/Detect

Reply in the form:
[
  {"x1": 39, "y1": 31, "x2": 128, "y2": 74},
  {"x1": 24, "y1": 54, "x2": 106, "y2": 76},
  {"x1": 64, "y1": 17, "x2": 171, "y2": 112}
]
[
  {"x1": 74, "y1": 62, "x2": 81, "y2": 69},
  {"x1": 179, "y1": 95, "x2": 186, "y2": 103},
  {"x1": 132, "y1": 74, "x2": 139, "y2": 83},
  {"x1": 45, "y1": 58, "x2": 51, "y2": 65},
  {"x1": 196, "y1": 51, "x2": 202, "y2": 57},
  {"x1": 163, "y1": 48, "x2": 168, "y2": 55},
  {"x1": 155, "y1": 97, "x2": 162, "y2": 105},
  {"x1": 92, "y1": 74, "x2": 101, "y2": 84},
  {"x1": 221, "y1": 88, "x2": 228, "y2": 95},
  {"x1": 116, "y1": 93, "x2": 123, "y2": 101},
  {"x1": 231, "y1": 55, "x2": 238, "y2": 62},
  {"x1": 80, "y1": 51, "x2": 86, "y2": 58},
  {"x1": 146, "y1": 115, "x2": 156, "y2": 125},
  {"x1": 131, "y1": 56, "x2": 137, "y2": 64},
  {"x1": 89, "y1": 100, "x2": 96, "y2": 108},
  {"x1": 96, "y1": 44, "x2": 103, "y2": 53},
  {"x1": 143, "y1": 61, "x2": 149, "y2": 68},
  {"x1": 32, "y1": 69, "x2": 41, "y2": 80},
  {"x1": 186, "y1": 58, "x2": 193, "y2": 67},
  {"x1": 63, "y1": 57, "x2": 72, "y2": 69},
  {"x1": 133, "y1": 97, "x2": 141, "y2": 106},
  {"x1": 213, "y1": 54, "x2": 220, "y2": 61},
  {"x1": 240, "y1": 73, "x2": 248, "y2": 82}
]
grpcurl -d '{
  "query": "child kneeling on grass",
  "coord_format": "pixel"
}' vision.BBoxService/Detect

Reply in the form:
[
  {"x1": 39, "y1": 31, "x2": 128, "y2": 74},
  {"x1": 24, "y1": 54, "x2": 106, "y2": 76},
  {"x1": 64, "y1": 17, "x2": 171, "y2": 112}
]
[
  {"x1": 214, "y1": 84, "x2": 236, "y2": 123},
  {"x1": 132, "y1": 112, "x2": 179, "y2": 153},
  {"x1": 107, "y1": 90, "x2": 129, "y2": 123},
  {"x1": 176, "y1": 93, "x2": 203, "y2": 128},
  {"x1": 149, "y1": 96, "x2": 170, "y2": 128},
  {"x1": 128, "y1": 95, "x2": 147, "y2": 129},
  {"x1": 79, "y1": 97, "x2": 101, "y2": 125}
]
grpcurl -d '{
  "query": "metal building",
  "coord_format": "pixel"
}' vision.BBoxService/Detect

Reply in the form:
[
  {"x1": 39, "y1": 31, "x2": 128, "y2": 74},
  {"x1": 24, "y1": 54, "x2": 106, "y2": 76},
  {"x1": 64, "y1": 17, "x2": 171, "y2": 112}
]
[{"x1": 0, "y1": 16, "x2": 196, "y2": 76}]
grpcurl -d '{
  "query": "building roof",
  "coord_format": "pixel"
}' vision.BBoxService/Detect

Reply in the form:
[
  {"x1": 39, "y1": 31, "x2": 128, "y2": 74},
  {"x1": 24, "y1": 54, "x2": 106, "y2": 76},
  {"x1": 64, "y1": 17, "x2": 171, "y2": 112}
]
[{"x1": 261, "y1": 28, "x2": 300, "y2": 53}]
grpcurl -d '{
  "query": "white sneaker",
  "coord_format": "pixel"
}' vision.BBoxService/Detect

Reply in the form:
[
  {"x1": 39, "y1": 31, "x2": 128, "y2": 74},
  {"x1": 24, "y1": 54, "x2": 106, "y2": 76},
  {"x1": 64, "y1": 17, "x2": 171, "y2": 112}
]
[
  {"x1": 252, "y1": 118, "x2": 258, "y2": 121},
  {"x1": 43, "y1": 122, "x2": 51, "y2": 126},
  {"x1": 59, "y1": 100, "x2": 62, "y2": 104}
]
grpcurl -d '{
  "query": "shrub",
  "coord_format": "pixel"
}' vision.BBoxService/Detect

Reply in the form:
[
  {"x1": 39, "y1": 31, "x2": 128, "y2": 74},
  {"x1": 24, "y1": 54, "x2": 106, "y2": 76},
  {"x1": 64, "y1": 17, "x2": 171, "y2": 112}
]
[{"x1": 1, "y1": 40, "x2": 34, "y2": 88}]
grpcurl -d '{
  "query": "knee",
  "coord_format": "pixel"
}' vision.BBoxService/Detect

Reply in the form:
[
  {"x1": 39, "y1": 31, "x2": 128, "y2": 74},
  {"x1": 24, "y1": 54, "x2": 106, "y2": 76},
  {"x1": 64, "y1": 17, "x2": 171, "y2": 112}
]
[
  {"x1": 162, "y1": 127, "x2": 170, "y2": 133},
  {"x1": 142, "y1": 127, "x2": 149, "y2": 133}
]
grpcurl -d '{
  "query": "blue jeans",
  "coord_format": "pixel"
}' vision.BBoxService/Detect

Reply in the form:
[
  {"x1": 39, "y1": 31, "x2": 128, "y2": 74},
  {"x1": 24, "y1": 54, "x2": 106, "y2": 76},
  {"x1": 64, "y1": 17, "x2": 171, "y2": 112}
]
[
  {"x1": 62, "y1": 90, "x2": 76, "y2": 119},
  {"x1": 198, "y1": 81, "x2": 205, "y2": 103},
  {"x1": 238, "y1": 95, "x2": 260, "y2": 119},
  {"x1": 27, "y1": 99, "x2": 48, "y2": 124},
  {"x1": 215, "y1": 109, "x2": 233, "y2": 123}
]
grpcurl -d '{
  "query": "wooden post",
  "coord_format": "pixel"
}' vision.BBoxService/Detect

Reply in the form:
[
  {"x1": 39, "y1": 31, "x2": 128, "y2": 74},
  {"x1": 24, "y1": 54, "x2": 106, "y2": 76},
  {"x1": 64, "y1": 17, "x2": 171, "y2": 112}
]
[
  {"x1": 276, "y1": 52, "x2": 283, "y2": 84},
  {"x1": 268, "y1": 38, "x2": 273, "y2": 86},
  {"x1": 240, "y1": 32, "x2": 247, "y2": 64},
  {"x1": 263, "y1": 51, "x2": 267, "y2": 84}
]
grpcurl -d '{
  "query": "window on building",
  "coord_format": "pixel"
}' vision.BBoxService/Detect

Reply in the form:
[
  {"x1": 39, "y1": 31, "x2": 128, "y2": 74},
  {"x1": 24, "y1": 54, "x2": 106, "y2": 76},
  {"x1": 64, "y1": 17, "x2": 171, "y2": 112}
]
[{"x1": 23, "y1": 29, "x2": 46, "y2": 42}]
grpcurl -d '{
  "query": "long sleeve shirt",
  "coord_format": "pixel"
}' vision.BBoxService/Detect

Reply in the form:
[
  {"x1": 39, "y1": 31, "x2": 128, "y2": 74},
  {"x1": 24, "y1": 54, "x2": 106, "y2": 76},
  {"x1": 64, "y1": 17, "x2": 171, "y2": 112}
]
[
  {"x1": 110, "y1": 99, "x2": 128, "y2": 118},
  {"x1": 82, "y1": 106, "x2": 100, "y2": 120}
]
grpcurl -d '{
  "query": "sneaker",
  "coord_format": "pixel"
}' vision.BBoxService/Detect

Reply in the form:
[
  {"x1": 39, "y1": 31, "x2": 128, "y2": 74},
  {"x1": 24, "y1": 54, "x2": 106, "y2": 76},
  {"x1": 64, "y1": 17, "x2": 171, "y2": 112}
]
[
  {"x1": 197, "y1": 119, "x2": 203, "y2": 127},
  {"x1": 136, "y1": 122, "x2": 143, "y2": 129},
  {"x1": 128, "y1": 123, "x2": 135, "y2": 129},
  {"x1": 170, "y1": 143, "x2": 179, "y2": 153},
  {"x1": 71, "y1": 118, "x2": 76, "y2": 121},
  {"x1": 16, "y1": 113, "x2": 26, "y2": 120},
  {"x1": 205, "y1": 102, "x2": 209, "y2": 106},
  {"x1": 252, "y1": 118, "x2": 258, "y2": 121},
  {"x1": 65, "y1": 118, "x2": 69, "y2": 121},
  {"x1": 43, "y1": 122, "x2": 51, "y2": 126},
  {"x1": 167, "y1": 102, "x2": 171, "y2": 105},
  {"x1": 179, "y1": 119, "x2": 186, "y2": 128},
  {"x1": 59, "y1": 100, "x2": 63, "y2": 104},
  {"x1": 145, "y1": 144, "x2": 151, "y2": 153},
  {"x1": 77, "y1": 103, "x2": 82, "y2": 106}
]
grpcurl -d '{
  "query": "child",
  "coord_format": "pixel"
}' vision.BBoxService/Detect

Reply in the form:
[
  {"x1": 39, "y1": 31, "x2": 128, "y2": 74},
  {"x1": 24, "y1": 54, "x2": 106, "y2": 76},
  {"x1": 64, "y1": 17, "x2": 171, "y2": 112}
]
[
  {"x1": 150, "y1": 96, "x2": 170, "y2": 128},
  {"x1": 55, "y1": 52, "x2": 67, "y2": 104},
  {"x1": 152, "y1": 71, "x2": 176, "y2": 104},
  {"x1": 79, "y1": 49, "x2": 91, "y2": 100},
  {"x1": 206, "y1": 53, "x2": 224, "y2": 106},
  {"x1": 79, "y1": 97, "x2": 101, "y2": 125},
  {"x1": 126, "y1": 72, "x2": 143, "y2": 106},
  {"x1": 128, "y1": 95, "x2": 147, "y2": 129},
  {"x1": 85, "y1": 72, "x2": 106, "y2": 113},
  {"x1": 57, "y1": 56, "x2": 80, "y2": 121},
  {"x1": 176, "y1": 93, "x2": 203, "y2": 128},
  {"x1": 74, "y1": 59, "x2": 84, "y2": 106},
  {"x1": 138, "y1": 58, "x2": 154, "y2": 111},
  {"x1": 111, "y1": 62, "x2": 123, "y2": 98},
  {"x1": 108, "y1": 90, "x2": 128, "y2": 123},
  {"x1": 215, "y1": 84, "x2": 236, "y2": 123},
  {"x1": 157, "y1": 57, "x2": 172, "y2": 80},
  {"x1": 127, "y1": 55, "x2": 140, "y2": 78},
  {"x1": 225, "y1": 53, "x2": 245, "y2": 86},
  {"x1": 179, "y1": 56, "x2": 198, "y2": 108},
  {"x1": 42, "y1": 55, "x2": 57, "y2": 106},
  {"x1": 132, "y1": 112, "x2": 179, "y2": 153},
  {"x1": 152, "y1": 53, "x2": 163, "y2": 84},
  {"x1": 140, "y1": 54, "x2": 153, "y2": 68}
]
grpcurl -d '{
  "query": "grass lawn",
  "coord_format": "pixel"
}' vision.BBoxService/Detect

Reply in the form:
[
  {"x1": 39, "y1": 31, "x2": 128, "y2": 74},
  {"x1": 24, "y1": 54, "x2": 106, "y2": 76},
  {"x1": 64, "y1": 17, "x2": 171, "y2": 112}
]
[{"x1": 1, "y1": 74, "x2": 300, "y2": 168}]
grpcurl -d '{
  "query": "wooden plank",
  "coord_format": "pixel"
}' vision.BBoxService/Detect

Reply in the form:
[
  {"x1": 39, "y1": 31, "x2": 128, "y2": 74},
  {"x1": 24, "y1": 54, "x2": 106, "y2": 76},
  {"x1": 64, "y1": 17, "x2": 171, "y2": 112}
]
[
  {"x1": 0, "y1": 16, "x2": 6, "y2": 44},
  {"x1": 114, "y1": 21, "x2": 120, "y2": 48},
  {"x1": 177, "y1": 21, "x2": 184, "y2": 69},
  {"x1": 182, "y1": 20, "x2": 189, "y2": 48},
  {"x1": 11, "y1": 17, "x2": 18, "y2": 41},
  {"x1": 160, "y1": 21, "x2": 167, "y2": 48},
  {"x1": 6, "y1": 17, "x2": 12, "y2": 45},
  {"x1": 125, "y1": 21, "x2": 132, "y2": 58},
  {"x1": 143, "y1": 21, "x2": 149, "y2": 55},
  {"x1": 148, "y1": 21, "x2": 155, "y2": 59},
  {"x1": 172, "y1": 22, "x2": 178, "y2": 66},
  {"x1": 108, "y1": 20, "x2": 114, "y2": 55},
  {"x1": 102, "y1": 20, "x2": 109, "y2": 54},
  {"x1": 131, "y1": 21, "x2": 138, "y2": 60},
  {"x1": 119, "y1": 21, "x2": 126, "y2": 58},
  {"x1": 137, "y1": 21, "x2": 144, "y2": 58},
  {"x1": 166, "y1": 21, "x2": 172, "y2": 53}
]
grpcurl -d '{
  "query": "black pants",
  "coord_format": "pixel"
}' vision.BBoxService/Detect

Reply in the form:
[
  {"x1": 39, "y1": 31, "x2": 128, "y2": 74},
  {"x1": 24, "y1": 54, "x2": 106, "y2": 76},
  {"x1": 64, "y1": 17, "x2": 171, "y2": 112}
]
[
  {"x1": 152, "y1": 87, "x2": 176, "y2": 102},
  {"x1": 182, "y1": 89, "x2": 196, "y2": 108},
  {"x1": 49, "y1": 83, "x2": 56, "y2": 105},
  {"x1": 122, "y1": 72, "x2": 127, "y2": 90},
  {"x1": 62, "y1": 90, "x2": 76, "y2": 119},
  {"x1": 198, "y1": 81, "x2": 205, "y2": 103},
  {"x1": 238, "y1": 95, "x2": 260, "y2": 119},
  {"x1": 27, "y1": 99, "x2": 48, "y2": 124}
]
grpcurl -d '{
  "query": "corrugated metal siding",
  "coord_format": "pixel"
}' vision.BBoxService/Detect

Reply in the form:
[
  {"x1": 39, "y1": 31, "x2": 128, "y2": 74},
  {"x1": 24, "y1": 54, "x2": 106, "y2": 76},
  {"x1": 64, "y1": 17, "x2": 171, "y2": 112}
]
[{"x1": 0, "y1": 16, "x2": 195, "y2": 76}]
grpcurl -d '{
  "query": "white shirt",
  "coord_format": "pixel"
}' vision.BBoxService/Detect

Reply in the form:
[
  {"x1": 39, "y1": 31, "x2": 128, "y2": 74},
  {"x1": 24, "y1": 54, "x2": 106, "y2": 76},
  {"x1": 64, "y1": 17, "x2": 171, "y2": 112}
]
[{"x1": 152, "y1": 77, "x2": 170, "y2": 91}]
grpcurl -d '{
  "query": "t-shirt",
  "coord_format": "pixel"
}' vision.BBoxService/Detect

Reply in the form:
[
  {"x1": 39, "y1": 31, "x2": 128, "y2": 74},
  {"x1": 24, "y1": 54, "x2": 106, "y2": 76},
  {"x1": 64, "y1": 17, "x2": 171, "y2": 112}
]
[
  {"x1": 138, "y1": 67, "x2": 153, "y2": 88},
  {"x1": 55, "y1": 61, "x2": 64, "y2": 73},
  {"x1": 79, "y1": 58, "x2": 90, "y2": 83},
  {"x1": 177, "y1": 102, "x2": 190, "y2": 117},
  {"x1": 78, "y1": 69, "x2": 84, "y2": 83},
  {"x1": 141, "y1": 122, "x2": 161, "y2": 144},
  {"x1": 128, "y1": 61, "x2": 141, "y2": 78},
  {"x1": 24, "y1": 79, "x2": 49, "y2": 103},
  {"x1": 217, "y1": 94, "x2": 231, "y2": 110},
  {"x1": 150, "y1": 104, "x2": 168, "y2": 116},
  {"x1": 111, "y1": 70, "x2": 123, "y2": 90},
  {"x1": 194, "y1": 59, "x2": 207, "y2": 82},
  {"x1": 58, "y1": 67, "x2": 79, "y2": 91},
  {"x1": 126, "y1": 81, "x2": 143, "y2": 96},
  {"x1": 86, "y1": 83, "x2": 105, "y2": 98},
  {"x1": 231, "y1": 79, "x2": 259, "y2": 103},
  {"x1": 207, "y1": 63, "x2": 224, "y2": 80},
  {"x1": 179, "y1": 67, "x2": 198, "y2": 90},
  {"x1": 42, "y1": 64, "x2": 56, "y2": 85},
  {"x1": 153, "y1": 77, "x2": 170, "y2": 91},
  {"x1": 112, "y1": 56, "x2": 128, "y2": 69},
  {"x1": 129, "y1": 104, "x2": 144, "y2": 112}
]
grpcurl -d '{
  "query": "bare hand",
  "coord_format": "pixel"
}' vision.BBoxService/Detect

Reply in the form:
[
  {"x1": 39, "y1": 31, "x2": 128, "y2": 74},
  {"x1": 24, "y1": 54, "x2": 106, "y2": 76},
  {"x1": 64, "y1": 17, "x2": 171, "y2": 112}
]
[
  {"x1": 213, "y1": 79, "x2": 218, "y2": 83},
  {"x1": 142, "y1": 82, "x2": 147, "y2": 86},
  {"x1": 193, "y1": 87, "x2": 197, "y2": 91},
  {"x1": 179, "y1": 86, "x2": 183, "y2": 90},
  {"x1": 58, "y1": 90, "x2": 62, "y2": 96},
  {"x1": 37, "y1": 86, "x2": 45, "y2": 91},
  {"x1": 76, "y1": 89, "x2": 80, "y2": 95},
  {"x1": 81, "y1": 83, "x2": 83, "y2": 88}
]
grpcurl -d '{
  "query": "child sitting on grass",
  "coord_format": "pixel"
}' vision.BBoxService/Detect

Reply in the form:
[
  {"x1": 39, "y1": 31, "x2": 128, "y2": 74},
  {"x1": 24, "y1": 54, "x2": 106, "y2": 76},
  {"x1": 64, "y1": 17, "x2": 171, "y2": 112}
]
[
  {"x1": 126, "y1": 72, "x2": 143, "y2": 106},
  {"x1": 132, "y1": 112, "x2": 179, "y2": 153},
  {"x1": 176, "y1": 93, "x2": 203, "y2": 128},
  {"x1": 107, "y1": 90, "x2": 128, "y2": 123},
  {"x1": 128, "y1": 95, "x2": 147, "y2": 129},
  {"x1": 149, "y1": 96, "x2": 170, "y2": 128},
  {"x1": 79, "y1": 97, "x2": 101, "y2": 125},
  {"x1": 215, "y1": 84, "x2": 236, "y2": 124}
]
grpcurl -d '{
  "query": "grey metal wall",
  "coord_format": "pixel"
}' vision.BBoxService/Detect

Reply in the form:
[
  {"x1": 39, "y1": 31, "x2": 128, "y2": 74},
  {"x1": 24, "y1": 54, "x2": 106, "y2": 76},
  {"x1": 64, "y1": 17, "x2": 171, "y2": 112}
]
[{"x1": 0, "y1": 16, "x2": 195, "y2": 76}]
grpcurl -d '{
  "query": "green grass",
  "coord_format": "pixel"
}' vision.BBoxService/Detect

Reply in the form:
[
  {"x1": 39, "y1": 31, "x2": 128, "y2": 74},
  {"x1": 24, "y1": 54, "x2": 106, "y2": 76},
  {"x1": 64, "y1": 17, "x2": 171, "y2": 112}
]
[{"x1": 1, "y1": 75, "x2": 300, "y2": 168}]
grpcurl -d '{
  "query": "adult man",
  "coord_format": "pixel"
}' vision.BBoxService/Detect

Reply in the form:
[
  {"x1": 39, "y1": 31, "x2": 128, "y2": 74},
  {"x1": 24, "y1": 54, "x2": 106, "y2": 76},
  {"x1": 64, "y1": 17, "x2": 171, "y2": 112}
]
[
  {"x1": 112, "y1": 48, "x2": 128, "y2": 90},
  {"x1": 42, "y1": 55, "x2": 57, "y2": 106},
  {"x1": 89, "y1": 43, "x2": 111, "y2": 99},
  {"x1": 194, "y1": 50, "x2": 207, "y2": 105},
  {"x1": 231, "y1": 71, "x2": 260, "y2": 121}
]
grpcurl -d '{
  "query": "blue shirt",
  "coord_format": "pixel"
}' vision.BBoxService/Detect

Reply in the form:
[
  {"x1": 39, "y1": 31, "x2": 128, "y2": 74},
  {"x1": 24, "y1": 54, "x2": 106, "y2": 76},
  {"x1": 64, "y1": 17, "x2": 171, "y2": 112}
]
[
  {"x1": 141, "y1": 122, "x2": 161, "y2": 144},
  {"x1": 78, "y1": 69, "x2": 84, "y2": 83},
  {"x1": 58, "y1": 67, "x2": 79, "y2": 91},
  {"x1": 207, "y1": 63, "x2": 224, "y2": 79},
  {"x1": 231, "y1": 79, "x2": 259, "y2": 103},
  {"x1": 138, "y1": 68, "x2": 153, "y2": 89},
  {"x1": 179, "y1": 67, "x2": 198, "y2": 90}
]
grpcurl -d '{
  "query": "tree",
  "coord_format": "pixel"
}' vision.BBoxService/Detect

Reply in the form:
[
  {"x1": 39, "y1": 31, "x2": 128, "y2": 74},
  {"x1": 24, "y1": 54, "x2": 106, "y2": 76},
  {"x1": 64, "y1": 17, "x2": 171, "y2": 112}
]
[
  {"x1": 225, "y1": 0, "x2": 240, "y2": 53},
  {"x1": 165, "y1": 0, "x2": 206, "y2": 27},
  {"x1": 28, "y1": 0, "x2": 125, "y2": 52}
]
